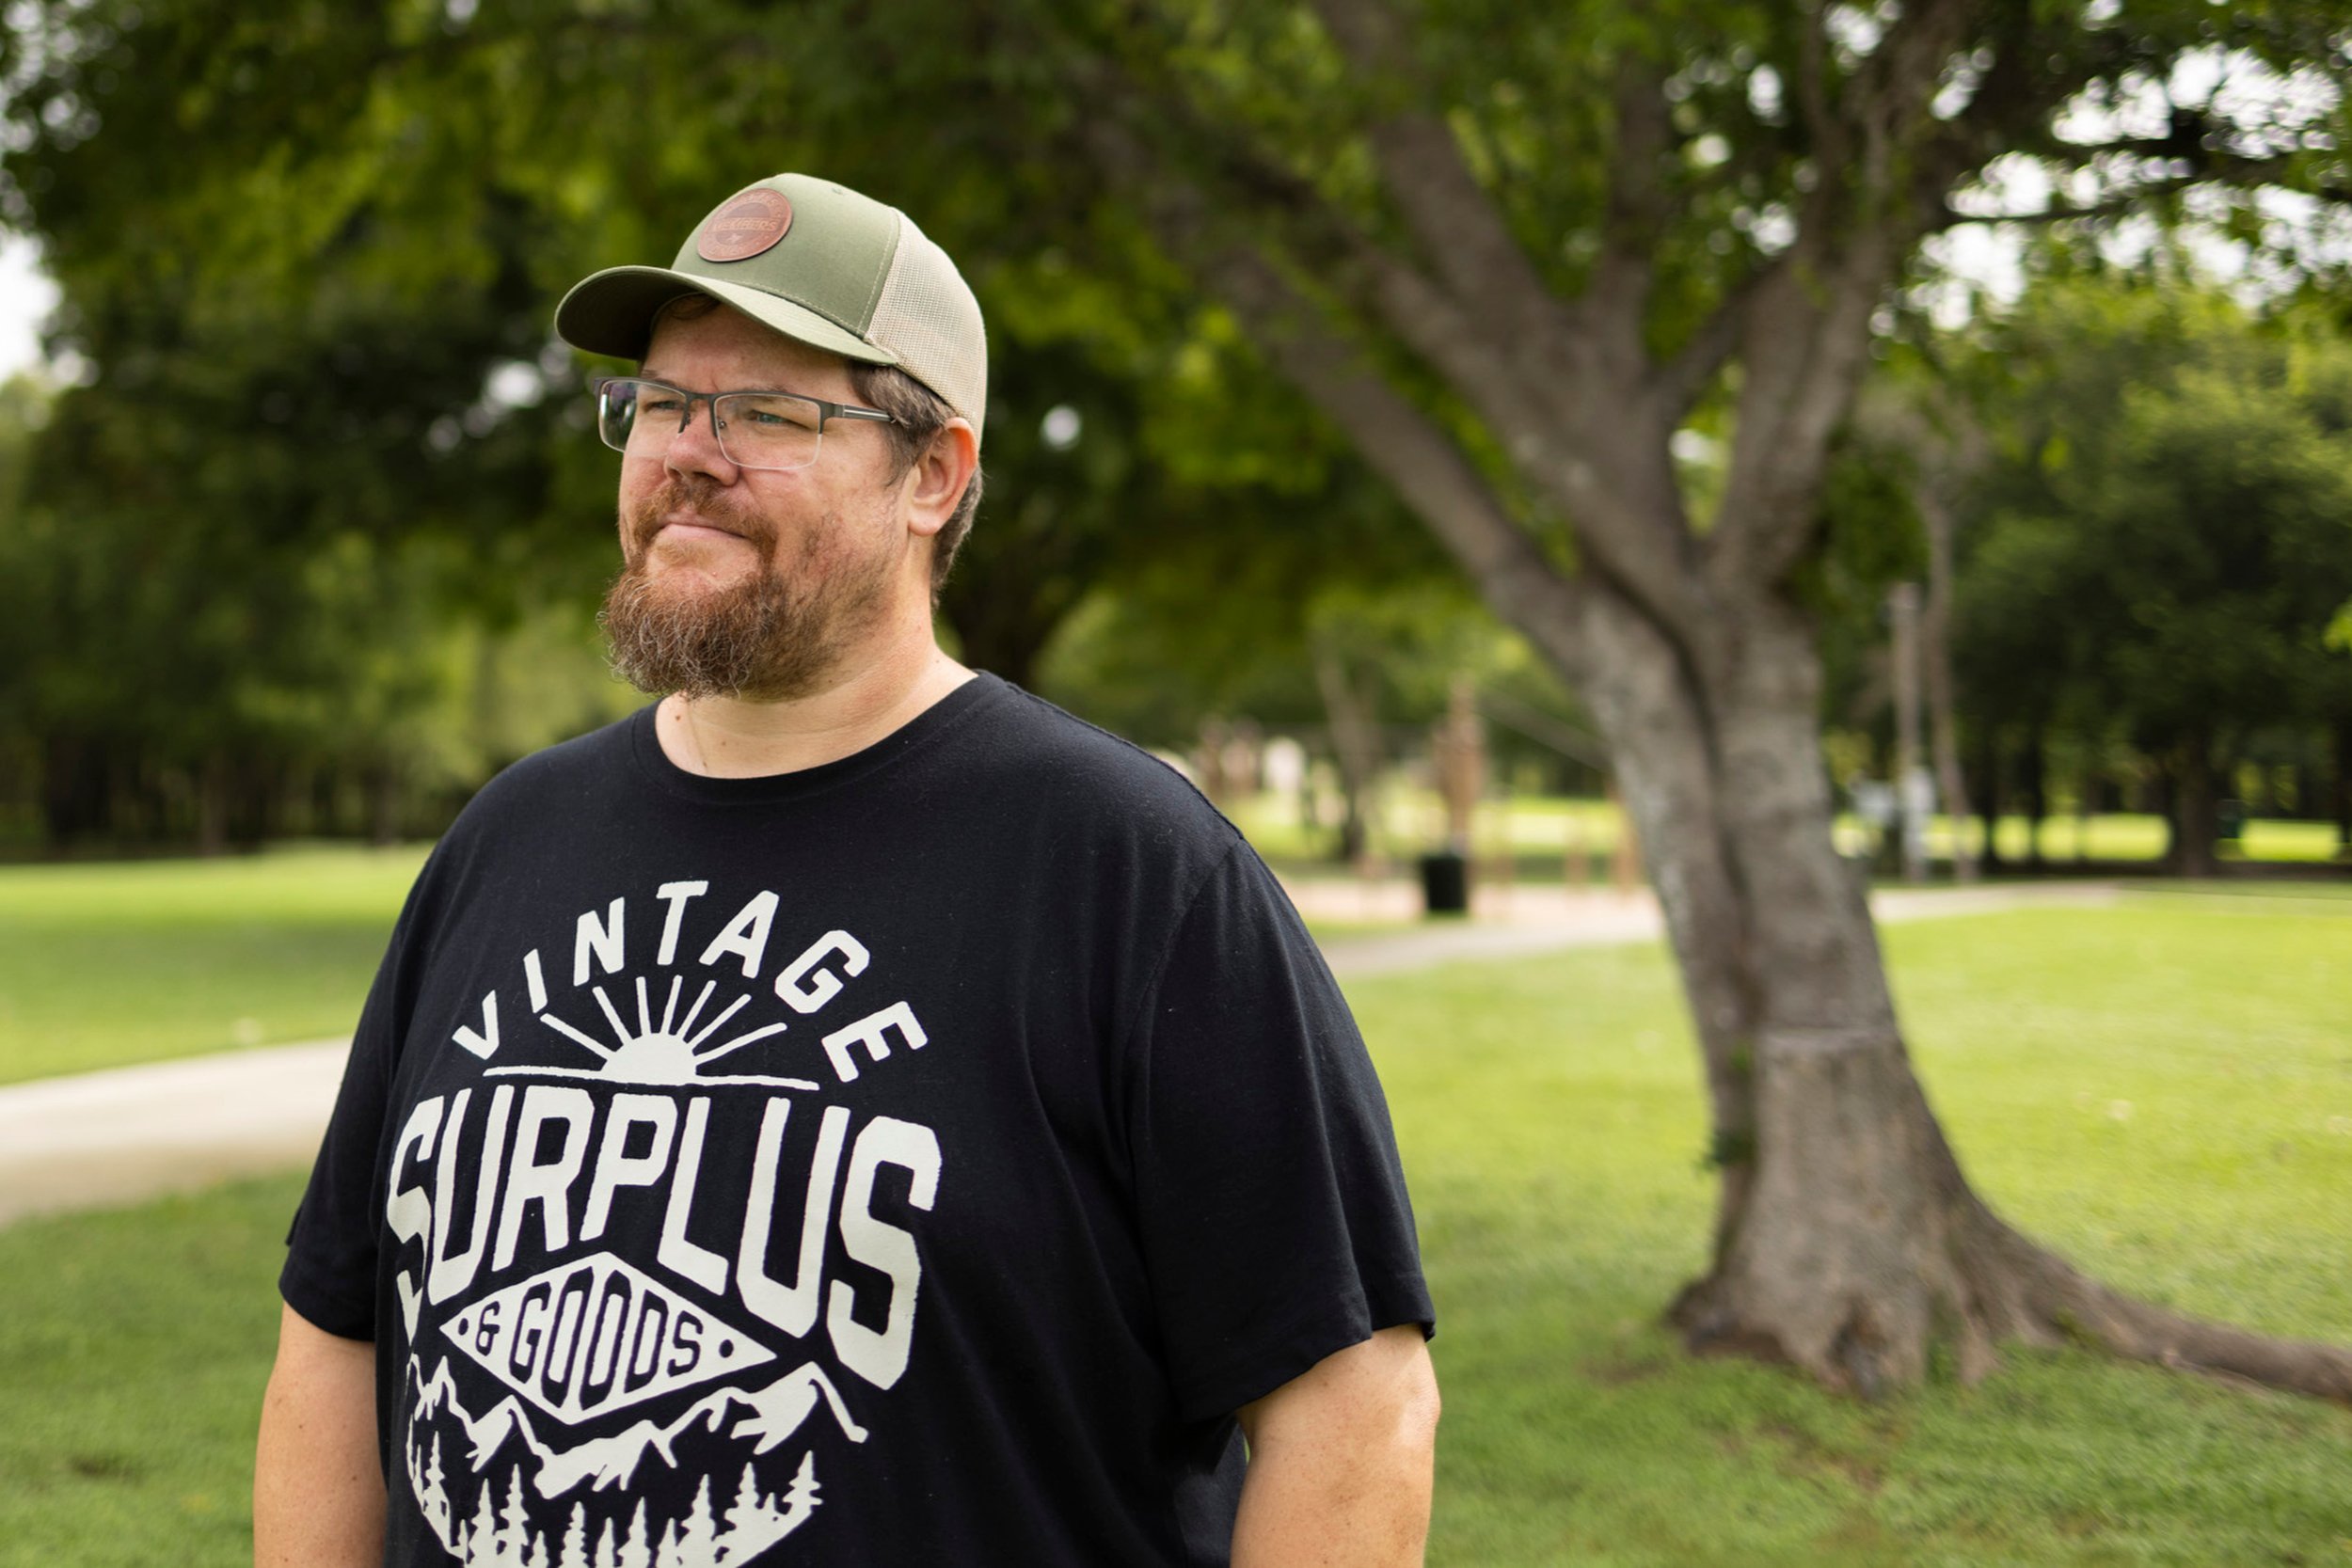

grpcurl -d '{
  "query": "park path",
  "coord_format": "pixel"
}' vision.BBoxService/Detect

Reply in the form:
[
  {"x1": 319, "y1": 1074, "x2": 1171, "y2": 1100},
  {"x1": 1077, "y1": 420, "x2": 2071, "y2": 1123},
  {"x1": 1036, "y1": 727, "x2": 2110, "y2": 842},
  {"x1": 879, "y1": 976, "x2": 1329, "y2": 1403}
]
[
  {"x1": 0, "y1": 879, "x2": 2119, "y2": 1228},
  {"x1": 1305, "y1": 878, "x2": 2119, "y2": 978}
]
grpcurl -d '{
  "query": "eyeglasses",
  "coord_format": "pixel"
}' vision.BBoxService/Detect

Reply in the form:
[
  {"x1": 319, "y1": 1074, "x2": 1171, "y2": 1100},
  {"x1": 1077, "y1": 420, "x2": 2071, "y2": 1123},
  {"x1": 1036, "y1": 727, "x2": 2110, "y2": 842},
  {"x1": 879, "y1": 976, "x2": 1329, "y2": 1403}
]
[{"x1": 594, "y1": 376, "x2": 897, "y2": 471}]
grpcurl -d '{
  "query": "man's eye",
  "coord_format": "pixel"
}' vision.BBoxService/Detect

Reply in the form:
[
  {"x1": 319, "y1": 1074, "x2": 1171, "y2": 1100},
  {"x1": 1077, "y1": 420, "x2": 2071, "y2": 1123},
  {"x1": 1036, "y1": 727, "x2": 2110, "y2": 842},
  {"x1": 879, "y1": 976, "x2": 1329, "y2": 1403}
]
[
  {"x1": 735, "y1": 397, "x2": 819, "y2": 431},
  {"x1": 640, "y1": 395, "x2": 688, "y2": 417}
]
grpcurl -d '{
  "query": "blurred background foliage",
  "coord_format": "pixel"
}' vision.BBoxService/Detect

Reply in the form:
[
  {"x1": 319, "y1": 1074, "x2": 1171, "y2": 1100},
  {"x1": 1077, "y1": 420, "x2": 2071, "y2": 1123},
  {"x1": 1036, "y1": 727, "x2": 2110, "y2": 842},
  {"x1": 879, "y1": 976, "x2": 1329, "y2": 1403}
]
[{"x1": 0, "y1": 0, "x2": 2344, "y2": 867}]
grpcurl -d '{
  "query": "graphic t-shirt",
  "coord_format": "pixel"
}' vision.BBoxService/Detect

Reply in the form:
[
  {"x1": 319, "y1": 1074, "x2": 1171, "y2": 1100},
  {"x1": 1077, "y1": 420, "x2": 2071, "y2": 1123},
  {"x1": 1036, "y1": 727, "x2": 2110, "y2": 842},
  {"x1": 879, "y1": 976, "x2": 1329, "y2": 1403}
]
[{"x1": 280, "y1": 674, "x2": 1433, "y2": 1567}]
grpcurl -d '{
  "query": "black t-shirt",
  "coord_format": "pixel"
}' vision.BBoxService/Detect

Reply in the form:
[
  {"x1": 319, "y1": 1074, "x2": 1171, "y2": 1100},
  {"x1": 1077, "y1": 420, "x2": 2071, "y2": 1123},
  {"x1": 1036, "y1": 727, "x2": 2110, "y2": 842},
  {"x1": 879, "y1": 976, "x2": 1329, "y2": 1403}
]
[{"x1": 281, "y1": 674, "x2": 1433, "y2": 1567}]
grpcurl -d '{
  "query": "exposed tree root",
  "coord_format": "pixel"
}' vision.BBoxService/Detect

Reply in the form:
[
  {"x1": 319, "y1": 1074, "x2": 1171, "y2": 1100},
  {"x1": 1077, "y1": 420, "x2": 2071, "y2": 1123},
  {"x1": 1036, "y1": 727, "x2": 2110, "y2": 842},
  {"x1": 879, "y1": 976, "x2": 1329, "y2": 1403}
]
[
  {"x1": 1985, "y1": 1215, "x2": 2352, "y2": 1404},
  {"x1": 1670, "y1": 1196, "x2": 2352, "y2": 1407}
]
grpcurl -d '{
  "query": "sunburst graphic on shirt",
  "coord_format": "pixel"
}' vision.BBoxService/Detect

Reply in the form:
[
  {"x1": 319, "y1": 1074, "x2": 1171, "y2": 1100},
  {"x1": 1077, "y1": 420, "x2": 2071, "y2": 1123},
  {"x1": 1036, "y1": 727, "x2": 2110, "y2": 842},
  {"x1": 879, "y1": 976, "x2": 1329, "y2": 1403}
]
[{"x1": 488, "y1": 974, "x2": 820, "y2": 1090}]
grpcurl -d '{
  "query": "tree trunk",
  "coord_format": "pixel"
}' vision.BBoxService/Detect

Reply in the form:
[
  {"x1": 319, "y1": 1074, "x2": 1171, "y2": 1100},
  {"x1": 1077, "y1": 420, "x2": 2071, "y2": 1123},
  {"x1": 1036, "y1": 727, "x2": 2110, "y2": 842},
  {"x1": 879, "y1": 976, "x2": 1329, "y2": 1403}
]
[
  {"x1": 2075, "y1": 752, "x2": 2096, "y2": 866},
  {"x1": 939, "y1": 591, "x2": 1059, "y2": 690},
  {"x1": 1311, "y1": 634, "x2": 1381, "y2": 866},
  {"x1": 38, "y1": 734, "x2": 98, "y2": 847},
  {"x1": 370, "y1": 758, "x2": 404, "y2": 847},
  {"x1": 1917, "y1": 492, "x2": 1976, "y2": 882},
  {"x1": 1626, "y1": 596, "x2": 1999, "y2": 1389},
  {"x1": 1888, "y1": 582, "x2": 1927, "y2": 885},
  {"x1": 2333, "y1": 718, "x2": 2351, "y2": 858},
  {"x1": 2169, "y1": 735, "x2": 2222, "y2": 879},
  {"x1": 1584, "y1": 596, "x2": 2352, "y2": 1398},
  {"x1": 1432, "y1": 673, "x2": 1483, "y2": 855},
  {"x1": 1974, "y1": 731, "x2": 2006, "y2": 874},
  {"x1": 2021, "y1": 726, "x2": 2048, "y2": 870},
  {"x1": 197, "y1": 751, "x2": 230, "y2": 858},
  {"x1": 933, "y1": 498, "x2": 1089, "y2": 690}
]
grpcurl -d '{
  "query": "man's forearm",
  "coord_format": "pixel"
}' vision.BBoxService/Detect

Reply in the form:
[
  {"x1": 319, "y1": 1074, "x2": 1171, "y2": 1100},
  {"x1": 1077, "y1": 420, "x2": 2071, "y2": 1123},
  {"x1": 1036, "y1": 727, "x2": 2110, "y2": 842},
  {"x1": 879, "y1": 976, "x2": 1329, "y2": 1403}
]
[
  {"x1": 1232, "y1": 1325, "x2": 1440, "y2": 1567},
  {"x1": 254, "y1": 1302, "x2": 385, "y2": 1568},
  {"x1": 1231, "y1": 1433, "x2": 1436, "y2": 1567}
]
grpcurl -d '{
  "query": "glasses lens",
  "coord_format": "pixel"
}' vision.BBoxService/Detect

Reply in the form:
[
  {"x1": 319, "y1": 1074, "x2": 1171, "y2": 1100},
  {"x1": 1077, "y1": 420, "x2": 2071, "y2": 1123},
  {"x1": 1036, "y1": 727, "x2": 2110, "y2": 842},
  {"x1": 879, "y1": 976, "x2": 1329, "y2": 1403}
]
[
  {"x1": 715, "y1": 392, "x2": 823, "y2": 470},
  {"x1": 595, "y1": 381, "x2": 822, "y2": 470},
  {"x1": 596, "y1": 378, "x2": 679, "y2": 457}
]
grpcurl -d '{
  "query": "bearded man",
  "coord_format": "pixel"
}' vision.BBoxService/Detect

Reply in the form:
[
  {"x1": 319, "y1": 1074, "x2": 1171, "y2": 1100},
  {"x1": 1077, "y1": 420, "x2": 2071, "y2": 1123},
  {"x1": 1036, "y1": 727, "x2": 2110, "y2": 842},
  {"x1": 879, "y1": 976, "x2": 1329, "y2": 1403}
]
[{"x1": 254, "y1": 172, "x2": 1438, "y2": 1568}]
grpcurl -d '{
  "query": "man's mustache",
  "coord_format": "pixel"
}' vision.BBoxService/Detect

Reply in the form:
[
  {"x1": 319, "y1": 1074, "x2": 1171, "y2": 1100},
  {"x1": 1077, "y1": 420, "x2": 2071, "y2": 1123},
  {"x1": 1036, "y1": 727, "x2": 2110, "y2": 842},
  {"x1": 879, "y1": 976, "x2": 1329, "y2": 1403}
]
[{"x1": 625, "y1": 477, "x2": 775, "y2": 558}]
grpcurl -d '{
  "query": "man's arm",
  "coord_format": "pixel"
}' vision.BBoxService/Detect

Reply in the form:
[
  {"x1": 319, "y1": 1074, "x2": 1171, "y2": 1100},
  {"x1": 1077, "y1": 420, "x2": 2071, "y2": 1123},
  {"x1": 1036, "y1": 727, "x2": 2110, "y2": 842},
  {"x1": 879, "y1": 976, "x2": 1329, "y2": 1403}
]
[
  {"x1": 1232, "y1": 1323, "x2": 1440, "y2": 1567},
  {"x1": 254, "y1": 1301, "x2": 385, "y2": 1568}
]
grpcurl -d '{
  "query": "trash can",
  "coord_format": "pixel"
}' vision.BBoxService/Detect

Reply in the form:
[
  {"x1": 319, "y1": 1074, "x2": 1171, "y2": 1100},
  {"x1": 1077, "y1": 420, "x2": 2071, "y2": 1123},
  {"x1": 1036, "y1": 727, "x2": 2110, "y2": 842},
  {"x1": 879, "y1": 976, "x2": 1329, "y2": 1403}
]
[
  {"x1": 2217, "y1": 799, "x2": 2248, "y2": 843},
  {"x1": 1419, "y1": 850, "x2": 1470, "y2": 916}
]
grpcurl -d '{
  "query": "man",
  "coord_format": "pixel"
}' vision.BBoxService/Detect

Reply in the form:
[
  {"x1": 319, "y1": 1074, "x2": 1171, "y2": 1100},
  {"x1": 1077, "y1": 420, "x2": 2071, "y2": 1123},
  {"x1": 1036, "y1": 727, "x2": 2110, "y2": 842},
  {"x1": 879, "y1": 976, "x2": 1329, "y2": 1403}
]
[{"x1": 255, "y1": 172, "x2": 1438, "y2": 1567}]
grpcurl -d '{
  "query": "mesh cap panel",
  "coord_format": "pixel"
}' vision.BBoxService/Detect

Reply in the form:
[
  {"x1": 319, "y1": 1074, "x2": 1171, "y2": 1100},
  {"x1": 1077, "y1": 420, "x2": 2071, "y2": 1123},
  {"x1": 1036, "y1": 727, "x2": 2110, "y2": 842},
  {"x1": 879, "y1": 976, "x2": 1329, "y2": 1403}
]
[{"x1": 868, "y1": 217, "x2": 988, "y2": 443}]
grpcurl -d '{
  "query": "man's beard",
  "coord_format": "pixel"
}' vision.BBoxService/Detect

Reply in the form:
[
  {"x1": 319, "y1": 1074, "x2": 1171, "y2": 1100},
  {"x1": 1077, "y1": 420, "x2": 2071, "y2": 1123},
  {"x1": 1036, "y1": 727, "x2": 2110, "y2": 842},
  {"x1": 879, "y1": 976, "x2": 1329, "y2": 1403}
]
[{"x1": 599, "y1": 476, "x2": 893, "y2": 702}]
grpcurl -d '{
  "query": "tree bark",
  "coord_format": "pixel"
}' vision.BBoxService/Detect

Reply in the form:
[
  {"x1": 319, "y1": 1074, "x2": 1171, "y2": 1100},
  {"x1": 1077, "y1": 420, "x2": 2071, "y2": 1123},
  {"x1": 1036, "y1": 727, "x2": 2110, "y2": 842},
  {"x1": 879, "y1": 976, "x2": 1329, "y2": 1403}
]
[
  {"x1": 198, "y1": 751, "x2": 229, "y2": 858},
  {"x1": 1649, "y1": 597, "x2": 1985, "y2": 1389},
  {"x1": 370, "y1": 758, "x2": 403, "y2": 848},
  {"x1": 2332, "y1": 718, "x2": 2351, "y2": 858},
  {"x1": 2168, "y1": 734, "x2": 2222, "y2": 879},
  {"x1": 1916, "y1": 490, "x2": 1976, "y2": 881},
  {"x1": 2075, "y1": 751, "x2": 2097, "y2": 865},
  {"x1": 1889, "y1": 582, "x2": 1928, "y2": 884},
  {"x1": 2021, "y1": 726, "x2": 2048, "y2": 870},
  {"x1": 1311, "y1": 634, "x2": 1381, "y2": 866},
  {"x1": 1974, "y1": 731, "x2": 2005, "y2": 874},
  {"x1": 1616, "y1": 595, "x2": 2352, "y2": 1399}
]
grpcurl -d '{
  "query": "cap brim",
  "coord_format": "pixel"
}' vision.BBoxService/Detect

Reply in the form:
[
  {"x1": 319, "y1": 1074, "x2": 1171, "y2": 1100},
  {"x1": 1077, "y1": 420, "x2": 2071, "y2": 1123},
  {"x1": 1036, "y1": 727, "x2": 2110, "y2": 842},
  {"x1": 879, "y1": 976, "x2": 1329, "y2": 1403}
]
[{"x1": 553, "y1": 266, "x2": 900, "y2": 368}]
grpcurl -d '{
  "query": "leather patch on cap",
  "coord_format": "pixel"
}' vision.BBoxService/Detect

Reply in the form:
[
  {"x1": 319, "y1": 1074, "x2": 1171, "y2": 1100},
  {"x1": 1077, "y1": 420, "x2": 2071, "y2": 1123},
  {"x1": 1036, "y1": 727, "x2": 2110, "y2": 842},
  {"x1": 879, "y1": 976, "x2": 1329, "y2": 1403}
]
[{"x1": 696, "y1": 188, "x2": 793, "y2": 262}]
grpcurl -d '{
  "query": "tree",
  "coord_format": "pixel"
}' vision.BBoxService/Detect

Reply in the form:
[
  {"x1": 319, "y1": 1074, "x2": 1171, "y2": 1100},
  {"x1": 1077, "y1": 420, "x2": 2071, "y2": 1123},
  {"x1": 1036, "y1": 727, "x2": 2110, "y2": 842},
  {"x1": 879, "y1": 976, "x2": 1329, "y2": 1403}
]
[
  {"x1": 12, "y1": 0, "x2": 2352, "y2": 1397},
  {"x1": 1023, "y1": 2, "x2": 2352, "y2": 1396},
  {"x1": 464, "y1": 1474, "x2": 497, "y2": 1568},
  {"x1": 1953, "y1": 277, "x2": 2352, "y2": 876},
  {"x1": 616, "y1": 1498, "x2": 649, "y2": 1568},
  {"x1": 1846, "y1": 367, "x2": 1984, "y2": 879},
  {"x1": 677, "y1": 1476, "x2": 714, "y2": 1559}
]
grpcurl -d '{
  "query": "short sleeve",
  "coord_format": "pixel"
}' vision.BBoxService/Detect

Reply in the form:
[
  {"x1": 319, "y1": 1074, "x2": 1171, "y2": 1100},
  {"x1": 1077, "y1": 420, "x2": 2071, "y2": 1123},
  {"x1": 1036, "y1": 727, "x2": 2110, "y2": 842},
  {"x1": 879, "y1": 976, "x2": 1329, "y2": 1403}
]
[
  {"x1": 278, "y1": 866, "x2": 437, "y2": 1341},
  {"x1": 1126, "y1": 840, "x2": 1434, "y2": 1421}
]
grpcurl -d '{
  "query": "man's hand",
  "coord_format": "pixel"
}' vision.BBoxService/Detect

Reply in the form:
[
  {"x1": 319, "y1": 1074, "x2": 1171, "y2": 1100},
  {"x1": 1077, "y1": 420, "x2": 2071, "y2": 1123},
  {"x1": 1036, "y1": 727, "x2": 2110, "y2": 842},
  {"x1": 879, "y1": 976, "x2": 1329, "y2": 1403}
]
[
  {"x1": 254, "y1": 1302, "x2": 385, "y2": 1567},
  {"x1": 1232, "y1": 1324, "x2": 1440, "y2": 1566}
]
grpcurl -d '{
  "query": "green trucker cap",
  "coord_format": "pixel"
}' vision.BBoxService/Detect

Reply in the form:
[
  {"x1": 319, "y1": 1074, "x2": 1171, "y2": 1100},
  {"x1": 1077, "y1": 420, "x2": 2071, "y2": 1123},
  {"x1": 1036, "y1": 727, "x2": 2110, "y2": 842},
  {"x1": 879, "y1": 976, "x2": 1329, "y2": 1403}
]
[{"x1": 555, "y1": 173, "x2": 988, "y2": 444}]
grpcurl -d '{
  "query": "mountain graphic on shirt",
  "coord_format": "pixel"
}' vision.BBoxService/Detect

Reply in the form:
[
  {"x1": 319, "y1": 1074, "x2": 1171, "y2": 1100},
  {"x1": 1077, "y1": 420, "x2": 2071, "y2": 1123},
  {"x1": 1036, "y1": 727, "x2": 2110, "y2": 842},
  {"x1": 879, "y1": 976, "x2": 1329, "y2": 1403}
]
[{"x1": 404, "y1": 1354, "x2": 866, "y2": 1566}]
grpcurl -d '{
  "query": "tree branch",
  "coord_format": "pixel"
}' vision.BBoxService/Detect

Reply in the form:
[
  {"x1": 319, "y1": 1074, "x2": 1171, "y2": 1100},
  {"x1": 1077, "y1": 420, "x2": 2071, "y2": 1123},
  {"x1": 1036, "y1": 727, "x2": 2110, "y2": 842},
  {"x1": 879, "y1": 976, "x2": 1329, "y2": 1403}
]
[
  {"x1": 1705, "y1": 234, "x2": 1897, "y2": 596},
  {"x1": 1067, "y1": 58, "x2": 1717, "y2": 666},
  {"x1": 1302, "y1": 0, "x2": 1568, "y2": 351},
  {"x1": 1063, "y1": 66, "x2": 1573, "y2": 464},
  {"x1": 1200, "y1": 244, "x2": 1597, "y2": 683},
  {"x1": 1927, "y1": 148, "x2": 2319, "y2": 233},
  {"x1": 1066, "y1": 2, "x2": 1718, "y2": 670},
  {"x1": 1931, "y1": 180, "x2": 2192, "y2": 231},
  {"x1": 1652, "y1": 257, "x2": 1789, "y2": 422},
  {"x1": 1795, "y1": 2, "x2": 1845, "y2": 175},
  {"x1": 1846, "y1": 0, "x2": 1986, "y2": 172},
  {"x1": 1581, "y1": 58, "x2": 1676, "y2": 378}
]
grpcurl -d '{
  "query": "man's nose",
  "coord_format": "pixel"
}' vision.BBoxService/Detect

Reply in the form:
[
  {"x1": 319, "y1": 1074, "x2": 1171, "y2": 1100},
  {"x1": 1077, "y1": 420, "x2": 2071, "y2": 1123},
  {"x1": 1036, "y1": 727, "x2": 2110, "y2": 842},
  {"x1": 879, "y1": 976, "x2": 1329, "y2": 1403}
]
[{"x1": 665, "y1": 394, "x2": 737, "y2": 477}]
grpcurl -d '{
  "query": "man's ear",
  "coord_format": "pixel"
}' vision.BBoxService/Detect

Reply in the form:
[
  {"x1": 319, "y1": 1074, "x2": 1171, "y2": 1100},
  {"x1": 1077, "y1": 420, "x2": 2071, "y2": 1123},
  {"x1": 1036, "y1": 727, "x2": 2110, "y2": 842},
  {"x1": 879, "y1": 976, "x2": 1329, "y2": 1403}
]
[{"x1": 904, "y1": 419, "x2": 978, "y2": 540}]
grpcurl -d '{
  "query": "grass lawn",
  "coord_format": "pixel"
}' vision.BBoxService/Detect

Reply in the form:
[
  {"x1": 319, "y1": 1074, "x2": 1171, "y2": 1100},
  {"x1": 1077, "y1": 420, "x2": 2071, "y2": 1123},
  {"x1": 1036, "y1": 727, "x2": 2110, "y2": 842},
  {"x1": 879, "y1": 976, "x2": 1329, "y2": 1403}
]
[
  {"x1": 6, "y1": 834, "x2": 2343, "y2": 1085},
  {"x1": 0, "y1": 846, "x2": 426, "y2": 1085},
  {"x1": 1360, "y1": 895, "x2": 2352, "y2": 1566},
  {"x1": 1233, "y1": 787, "x2": 2346, "y2": 874},
  {"x1": 3, "y1": 885, "x2": 2349, "y2": 1564},
  {"x1": 0, "y1": 1177, "x2": 294, "y2": 1568}
]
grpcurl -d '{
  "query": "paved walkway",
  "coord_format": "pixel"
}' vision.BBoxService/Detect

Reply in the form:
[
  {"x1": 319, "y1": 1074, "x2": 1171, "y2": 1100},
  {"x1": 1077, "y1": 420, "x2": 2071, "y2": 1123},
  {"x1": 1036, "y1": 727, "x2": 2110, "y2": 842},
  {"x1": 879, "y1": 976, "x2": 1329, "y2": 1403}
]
[
  {"x1": 0, "y1": 880, "x2": 2119, "y2": 1227},
  {"x1": 1308, "y1": 877, "x2": 2119, "y2": 977},
  {"x1": 0, "y1": 1040, "x2": 350, "y2": 1227}
]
